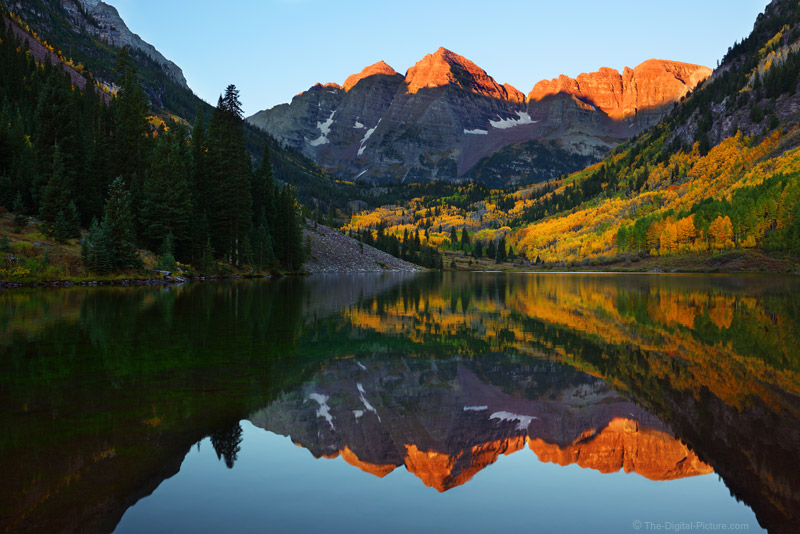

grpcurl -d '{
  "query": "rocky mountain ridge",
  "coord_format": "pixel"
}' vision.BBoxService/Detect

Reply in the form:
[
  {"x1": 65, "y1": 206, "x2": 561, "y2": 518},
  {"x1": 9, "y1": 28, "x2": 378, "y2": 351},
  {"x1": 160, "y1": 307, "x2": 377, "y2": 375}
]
[
  {"x1": 248, "y1": 49, "x2": 710, "y2": 186},
  {"x1": 529, "y1": 59, "x2": 713, "y2": 121},
  {"x1": 67, "y1": 0, "x2": 188, "y2": 87}
]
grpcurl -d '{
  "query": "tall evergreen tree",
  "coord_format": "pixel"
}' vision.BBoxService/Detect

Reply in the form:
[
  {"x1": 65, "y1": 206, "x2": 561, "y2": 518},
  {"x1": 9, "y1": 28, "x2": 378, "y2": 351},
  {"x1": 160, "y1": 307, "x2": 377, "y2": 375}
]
[
  {"x1": 252, "y1": 143, "x2": 276, "y2": 234},
  {"x1": 141, "y1": 126, "x2": 193, "y2": 258},
  {"x1": 189, "y1": 108, "x2": 210, "y2": 262},
  {"x1": 12, "y1": 192, "x2": 27, "y2": 233},
  {"x1": 206, "y1": 86, "x2": 252, "y2": 264},
  {"x1": 460, "y1": 227, "x2": 470, "y2": 247},
  {"x1": 277, "y1": 185, "x2": 304, "y2": 270},
  {"x1": 495, "y1": 236, "x2": 507, "y2": 264},
  {"x1": 250, "y1": 214, "x2": 276, "y2": 271},
  {"x1": 111, "y1": 47, "x2": 151, "y2": 191},
  {"x1": 486, "y1": 240, "x2": 496, "y2": 260},
  {"x1": 103, "y1": 177, "x2": 140, "y2": 270},
  {"x1": 33, "y1": 63, "x2": 79, "y2": 200},
  {"x1": 39, "y1": 145, "x2": 74, "y2": 234},
  {"x1": 82, "y1": 218, "x2": 113, "y2": 275},
  {"x1": 81, "y1": 98, "x2": 114, "y2": 225},
  {"x1": 53, "y1": 201, "x2": 80, "y2": 243}
]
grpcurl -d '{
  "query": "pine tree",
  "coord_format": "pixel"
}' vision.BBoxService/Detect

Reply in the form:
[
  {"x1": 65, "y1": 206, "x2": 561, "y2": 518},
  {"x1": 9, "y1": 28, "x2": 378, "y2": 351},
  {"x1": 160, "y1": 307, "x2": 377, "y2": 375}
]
[
  {"x1": 103, "y1": 177, "x2": 140, "y2": 270},
  {"x1": 242, "y1": 234, "x2": 254, "y2": 270},
  {"x1": 472, "y1": 241, "x2": 482, "y2": 259},
  {"x1": 82, "y1": 218, "x2": 113, "y2": 275},
  {"x1": 12, "y1": 192, "x2": 26, "y2": 233},
  {"x1": 190, "y1": 109, "x2": 210, "y2": 262},
  {"x1": 207, "y1": 86, "x2": 252, "y2": 264},
  {"x1": 33, "y1": 66, "x2": 79, "y2": 197},
  {"x1": 83, "y1": 108, "x2": 114, "y2": 224},
  {"x1": 282, "y1": 186, "x2": 305, "y2": 270},
  {"x1": 251, "y1": 212, "x2": 275, "y2": 271},
  {"x1": 155, "y1": 231, "x2": 177, "y2": 271},
  {"x1": 39, "y1": 145, "x2": 74, "y2": 234},
  {"x1": 53, "y1": 202, "x2": 80, "y2": 243},
  {"x1": 202, "y1": 237, "x2": 215, "y2": 274},
  {"x1": 495, "y1": 236, "x2": 507, "y2": 264},
  {"x1": 460, "y1": 227, "x2": 470, "y2": 247},
  {"x1": 252, "y1": 143, "x2": 276, "y2": 235},
  {"x1": 141, "y1": 126, "x2": 193, "y2": 257},
  {"x1": 53, "y1": 210, "x2": 70, "y2": 243},
  {"x1": 111, "y1": 47, "x2": 151, "y2": 187}
]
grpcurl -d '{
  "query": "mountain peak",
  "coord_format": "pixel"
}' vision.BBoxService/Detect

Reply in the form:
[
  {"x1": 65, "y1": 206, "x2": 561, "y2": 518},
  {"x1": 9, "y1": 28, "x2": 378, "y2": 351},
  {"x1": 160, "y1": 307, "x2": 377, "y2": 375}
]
[
  {"x1": 405, "y1": 47, "x2": 520, "y2": 101},
  {"x1": 528, "y1": 59, "x2": 711, "y2": 120},
  {"x1": 342, "y1": 60, "x2": 399, "y2": 91}
]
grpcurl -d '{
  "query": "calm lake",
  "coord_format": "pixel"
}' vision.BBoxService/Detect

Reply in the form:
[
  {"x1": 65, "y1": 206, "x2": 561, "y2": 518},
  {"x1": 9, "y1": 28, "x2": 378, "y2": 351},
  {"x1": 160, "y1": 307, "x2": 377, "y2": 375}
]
[{"x1": 2, "y1": 273, "x2": 799, "y2": 533}]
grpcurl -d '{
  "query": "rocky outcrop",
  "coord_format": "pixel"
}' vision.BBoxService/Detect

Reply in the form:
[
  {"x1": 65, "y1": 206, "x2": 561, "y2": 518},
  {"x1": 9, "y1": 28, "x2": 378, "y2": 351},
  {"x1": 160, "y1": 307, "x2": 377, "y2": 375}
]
[
  {"x1": 303, "y1": 220, "x2": 421, "y2": 273},
  {"x1": 529, "y1": 59, "x2": 712, "y2": 123},
  {"x1": 248, "y1": 50, "x2": 710, "y2": 186},
  {"x1": 249, "y1": 357, "x2": 711, "y2": 492},
  {"x1": 59, "y1": 0, "x2": 189, "y2": 88}
]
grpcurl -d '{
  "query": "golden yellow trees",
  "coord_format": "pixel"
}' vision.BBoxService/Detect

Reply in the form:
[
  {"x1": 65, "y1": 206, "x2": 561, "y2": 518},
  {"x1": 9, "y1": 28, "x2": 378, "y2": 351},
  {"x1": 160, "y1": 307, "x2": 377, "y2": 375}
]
[
  {"x1": 676, "y1": 215, "x2": 698, "y2": 250},
  {"x1": 708, "y1": 216, "x2": 735, "y2": 250},
  {"x1": 659, "y1": 222, "x2": 678, "y2": 255},
  {"x1": 647, "y1": 220, "x2": 665, "y2": 254}
]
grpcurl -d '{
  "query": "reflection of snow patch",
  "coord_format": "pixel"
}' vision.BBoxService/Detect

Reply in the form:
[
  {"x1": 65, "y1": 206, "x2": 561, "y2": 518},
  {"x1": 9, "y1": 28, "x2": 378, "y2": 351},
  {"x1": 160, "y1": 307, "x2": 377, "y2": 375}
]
[
  {"x1": 489, "y1": 111, "x2": 537, "y2": 129},
  {"x1": 354, "y1": 121, "x2": 365, "y2": 129},
  {"x1": 308, "y1": 393, "x2": 335, "y2": 430},
  {"x1": 464, "y1": 405, "x2": 488, "y2": 411},
  {"x1": 308, "y1": 110, "x2": 336, "y2": 146},
  {"x1": 464, "y1": 128, "x2": 488, "y2": 135},
  {"x1": 357, "y1": 383, "x2": 381, "y2": 422},
  {"x1": 356, "y1": 360, "x2": 368, "y2": 371},
  {"x1": 490, "y1": 411, "x2": 538, "y2": 430},
  {"x1": 358, "y1": 119, "x2": 381, "y2": 156},
  {"x1": 353, "y1": 410, "x2": 364, "y2": 419},
  {"x1": 354, "y1": 170, "x2": 367, "y2": 180}
]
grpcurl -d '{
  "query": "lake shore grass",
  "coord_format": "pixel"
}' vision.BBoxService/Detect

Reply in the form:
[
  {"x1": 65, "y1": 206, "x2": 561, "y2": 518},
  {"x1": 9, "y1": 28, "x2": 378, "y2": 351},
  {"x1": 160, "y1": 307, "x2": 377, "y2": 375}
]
[{"x1": 0, "y1": 211, "x2": 282, "y2": 288}]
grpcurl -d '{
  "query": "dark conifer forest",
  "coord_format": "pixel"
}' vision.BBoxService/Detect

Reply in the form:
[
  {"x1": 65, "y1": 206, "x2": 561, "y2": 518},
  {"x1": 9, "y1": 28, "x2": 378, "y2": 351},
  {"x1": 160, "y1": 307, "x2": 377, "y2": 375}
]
[{"x1": 0, "y1": 12, "x2": 304, "y2": 274}]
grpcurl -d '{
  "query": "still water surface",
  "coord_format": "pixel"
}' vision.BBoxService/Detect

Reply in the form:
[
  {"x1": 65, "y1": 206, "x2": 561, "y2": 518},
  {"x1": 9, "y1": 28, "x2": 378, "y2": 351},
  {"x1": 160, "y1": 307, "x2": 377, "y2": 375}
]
[{"x1": 1, "y1": 273, "x2": 798, "y2": 533}]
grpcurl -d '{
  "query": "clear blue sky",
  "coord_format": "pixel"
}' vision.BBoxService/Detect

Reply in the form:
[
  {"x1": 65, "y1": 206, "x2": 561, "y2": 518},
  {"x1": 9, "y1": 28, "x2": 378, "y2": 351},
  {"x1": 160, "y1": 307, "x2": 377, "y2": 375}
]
[{"x1": 108, "y1": 0, "x2": 770, "y2": 116}]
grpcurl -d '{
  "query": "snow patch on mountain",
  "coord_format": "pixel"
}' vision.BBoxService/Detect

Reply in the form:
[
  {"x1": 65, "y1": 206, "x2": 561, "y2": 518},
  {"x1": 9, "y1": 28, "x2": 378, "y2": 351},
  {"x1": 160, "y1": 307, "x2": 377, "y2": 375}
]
[
  {"x1": 358, "y1": 119, "x2": 381, "y2": 156},
  {"x1": 489, "y1": 111, "x2": 537, "y2": 130},
  {"x1": 309, "y1": 110, "x2": 336, "y2": 146}
]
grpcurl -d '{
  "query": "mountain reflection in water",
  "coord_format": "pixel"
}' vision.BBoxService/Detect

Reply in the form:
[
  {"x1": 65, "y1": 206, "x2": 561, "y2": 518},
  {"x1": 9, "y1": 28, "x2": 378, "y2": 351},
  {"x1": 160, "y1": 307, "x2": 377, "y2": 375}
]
[
  {"x1": 249, "y1": 355, "x2": 712, "y2": 492},
  {"x1": 1, "y1": 273, "x2": 798, "y2": 533}
]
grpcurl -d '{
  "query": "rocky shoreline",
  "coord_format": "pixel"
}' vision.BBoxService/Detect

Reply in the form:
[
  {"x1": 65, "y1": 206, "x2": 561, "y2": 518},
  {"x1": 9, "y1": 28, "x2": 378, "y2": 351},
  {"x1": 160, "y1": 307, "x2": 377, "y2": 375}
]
[{"x1": 0, "y1": 277, "x2": 189, "y2": 290}]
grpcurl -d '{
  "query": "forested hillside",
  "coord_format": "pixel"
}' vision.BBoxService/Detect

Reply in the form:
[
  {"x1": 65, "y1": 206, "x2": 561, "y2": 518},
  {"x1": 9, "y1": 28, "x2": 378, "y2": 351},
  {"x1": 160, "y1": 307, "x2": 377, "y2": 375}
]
[
  {"x1": 0, "y1": 6, "x2": 306, "y2": 280},
  {"x1": 343, "y1": 0, "x2": 800, "y2": 269},
  {"x1": 3, "y1": 0, "x2": 361, "y2": 214}
]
